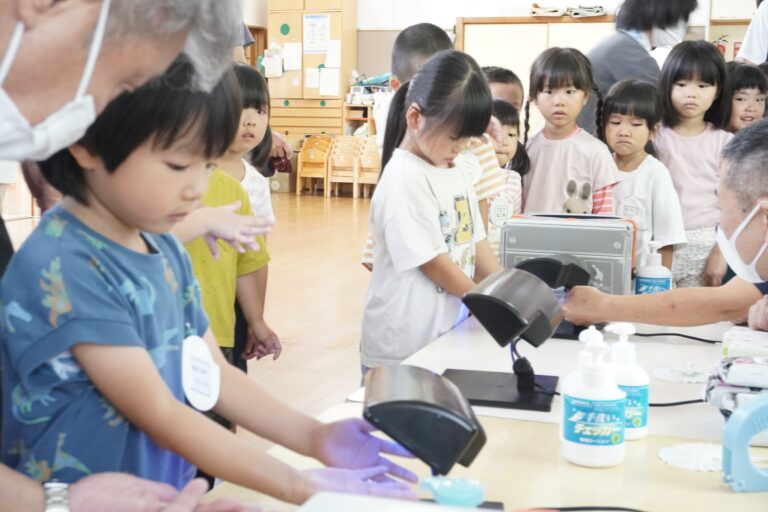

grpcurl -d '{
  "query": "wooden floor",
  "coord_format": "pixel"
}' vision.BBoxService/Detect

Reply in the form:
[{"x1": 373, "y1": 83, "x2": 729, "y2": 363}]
[{"x1": 5, "y1": 192, "x2": 372, "y2": 448}]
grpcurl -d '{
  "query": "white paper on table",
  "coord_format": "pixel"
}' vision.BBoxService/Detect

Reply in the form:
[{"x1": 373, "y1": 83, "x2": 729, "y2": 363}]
[
  {"x1": 304, "y1": 14, "x2": 330, "y2": 54},
  {"x1": 319, "y1": 68, "x2": 340, "y2": 96},
  {"x1": 325, "y1": 40, "x2": 342, "y2": 68},
  {"x1": 283, "y1": 42, "x2": 302, "y2": 71},
  {"x1": 305, "y1": 68, "x2": 320, "y2": 89}
]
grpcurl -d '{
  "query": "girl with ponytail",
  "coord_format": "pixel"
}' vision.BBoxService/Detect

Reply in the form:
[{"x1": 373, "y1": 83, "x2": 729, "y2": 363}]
[
  {"x1": 522, "y1": 47, "x2": 618, "y2": 215},
  {"x1": 360, "y1": 49, "x2": 501, "y2": 373}
]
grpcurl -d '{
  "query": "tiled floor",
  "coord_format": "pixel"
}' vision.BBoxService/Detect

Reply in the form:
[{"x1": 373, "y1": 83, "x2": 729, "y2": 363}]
[{"x1": 5, "y1": 192, "x2": 373, "y2": 450}]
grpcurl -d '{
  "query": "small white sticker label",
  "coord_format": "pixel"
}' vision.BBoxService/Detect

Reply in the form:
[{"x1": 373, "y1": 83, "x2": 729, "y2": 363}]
[{"x1": 182, "y1": 335, "x2": 220, "y2": 411}]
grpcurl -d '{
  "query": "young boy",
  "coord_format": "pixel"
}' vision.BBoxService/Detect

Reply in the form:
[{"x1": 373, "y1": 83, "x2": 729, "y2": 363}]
[
  {"x1": 363, "y1": 23, "x2": 505, "y2": 268},
  {"x1": 564, "y1": 119, "x2": 768, "y2": 329},
  {"x1": 482, "y1": 66, "x2": 525, "y2": 111},
  {"x1": 1, "y1": 56, "x2": 416, "y2": 502}
]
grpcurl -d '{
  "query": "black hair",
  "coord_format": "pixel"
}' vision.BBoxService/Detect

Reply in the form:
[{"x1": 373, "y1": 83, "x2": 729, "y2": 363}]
[
  {"x1": 601, "y1": 80, "x2": 662, "y2": 157},
  {"x1": 759, "y1": 62, "x2": 768, "y2": 80},
  {"x1": 391, "y1": 23, "x2": 453, "y2": 82},
  {"x1": 524, "y1": 47, "x2": 602, "y2": 143},
  {"x1": 723, "y1": 118, "x2": 768, "y2": 205},
  {"x1": 39, "y1": 55, "x2": 241, "y2": 204},
  {"x1": 492, "y1": 99, "x2": 530, "y2": 177},
  {"x1": 727, "y1": 61, "x2": 768, "y2": 95},
  {"x1": 616, "y1": 0, "x2": 698, "y2": 31},
  {"x1": 232, "y1": 64, "x2": 273, "y2": 173},
  {"x1": 482, "y1": 66, "x2": 524, "y2": 89},
  {"x1": 382, "y1": 50, "x2": 492, "y2": 170},
  {"x1": 658, "y1": 41, "x2": 730, "y2": 129}
]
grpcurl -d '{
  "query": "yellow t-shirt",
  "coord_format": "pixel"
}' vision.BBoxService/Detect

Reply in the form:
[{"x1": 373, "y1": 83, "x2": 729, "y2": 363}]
[{"x1": 186, "y1": 169, "x2": 270, "y2": 348}]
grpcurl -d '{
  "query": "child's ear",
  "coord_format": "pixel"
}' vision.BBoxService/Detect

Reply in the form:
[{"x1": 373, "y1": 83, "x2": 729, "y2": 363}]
[
  {"x1": 405, "y1": 103, "x2": 422, "y2": 131},
  {"x1": 650, "y1": 122, "x2": 661, "y2": 138},
  {"x1": 389, "y1": 76, "x2": 401, "y2": 91},
  {"x1": 68, "y1": 144, "x2": 101, "y2": 170}
]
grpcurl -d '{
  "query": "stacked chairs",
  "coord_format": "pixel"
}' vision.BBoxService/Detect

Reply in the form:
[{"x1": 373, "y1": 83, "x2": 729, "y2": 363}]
[
  {"x1": 296, "y1": 135, "x2": 332, "y2": 196},
  {"x1": 327, "y1": 136, "x2": 362, "y2": 198},
  {"x1": 357, "y1": 138, "x2": 381, "y2": 198}
]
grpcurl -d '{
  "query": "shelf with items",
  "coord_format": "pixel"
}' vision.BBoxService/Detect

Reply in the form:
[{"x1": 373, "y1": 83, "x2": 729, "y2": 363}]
[{"x1": 342, "y1": 103, "x2": 375, "y2": 136}]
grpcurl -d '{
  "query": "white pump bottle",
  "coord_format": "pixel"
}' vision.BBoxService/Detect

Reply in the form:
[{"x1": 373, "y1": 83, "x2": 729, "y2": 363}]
[
  {"x1": 561, "y1": 326, "x2": 627, "y2": 467},
  {"x1": 605, "y1": 322, "x2": 649, "y2": 440},
  {"x1": 635, "y1": 241, "x2": 672, "y2": 294}
]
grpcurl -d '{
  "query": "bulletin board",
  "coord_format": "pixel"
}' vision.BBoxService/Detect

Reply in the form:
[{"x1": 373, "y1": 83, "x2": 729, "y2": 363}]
[{"x1": 267, "y1": 11, "x2": 303, "y2": 99}]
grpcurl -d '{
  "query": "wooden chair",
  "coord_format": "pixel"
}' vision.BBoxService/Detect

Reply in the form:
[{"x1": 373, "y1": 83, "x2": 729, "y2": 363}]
[
  {"x1": 327, "y1": 149, "x2": 359, "y2": 198},
  {"x1": 296, "y1": 146, "x2": 329, "y2": 196},
  {"x1": 358, "y1": 149, "x2": 381, "y2": 198}
]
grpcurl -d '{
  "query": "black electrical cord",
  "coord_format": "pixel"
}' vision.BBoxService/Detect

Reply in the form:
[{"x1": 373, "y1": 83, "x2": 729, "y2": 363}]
[
  {"x1": 529, "y1": 507, "x2": 648, "y2": 512},
  {"x1": 634, "y1": 332, "x2": 719, "y2": 344},
  {"x1": 649, "y1": 399, "x2": 704, "y2": 407}
]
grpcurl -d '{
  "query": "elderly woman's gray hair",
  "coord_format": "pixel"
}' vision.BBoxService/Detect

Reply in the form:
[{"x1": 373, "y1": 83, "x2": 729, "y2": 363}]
[
  {"x1": 723, "y1": 118, "x2": 768, "y2": 207},
  {"x1": 108, "y1": 0, "x2": 242, "y2": 91}
]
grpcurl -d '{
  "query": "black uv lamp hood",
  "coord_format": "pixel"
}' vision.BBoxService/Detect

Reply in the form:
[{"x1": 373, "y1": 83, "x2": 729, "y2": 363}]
[
  {"x1": 463, "y1": 268, "x2": 563, "y2": 348},
  {"x1": 363, "y1": 365, "x2": 486, "y2": 475},
  {"x1": 514, "y1": 254, "x2": 594, "y2": 289}
]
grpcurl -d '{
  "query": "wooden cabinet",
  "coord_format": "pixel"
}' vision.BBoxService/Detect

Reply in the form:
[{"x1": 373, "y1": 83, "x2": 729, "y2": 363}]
[{"x1": 266, "y1": 0, "x2": 356, "y2": 139}]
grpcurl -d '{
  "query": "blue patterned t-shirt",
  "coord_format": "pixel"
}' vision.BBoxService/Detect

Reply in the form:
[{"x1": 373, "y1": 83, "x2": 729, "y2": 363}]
[{"x1": 1, "y1": 205, "x2": 208, "y2": 487}]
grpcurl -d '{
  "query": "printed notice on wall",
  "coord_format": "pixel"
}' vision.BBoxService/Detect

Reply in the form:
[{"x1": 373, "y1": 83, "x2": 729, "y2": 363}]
[
  {"x1": 325, "y1": 40, "x2": 342, "y2": 68},
  {"x1": 319, "y1": 67, "x2": 339, "y2": 96},
  {"x1": 305, "y1": 68, "x2": 320, "y2": 89},
  {"x1": 283, "y1": 42, "x2": 302, "y2": 71},
  {"x1": 304, "y1": 14, "x2": 330, "y2": 54}
]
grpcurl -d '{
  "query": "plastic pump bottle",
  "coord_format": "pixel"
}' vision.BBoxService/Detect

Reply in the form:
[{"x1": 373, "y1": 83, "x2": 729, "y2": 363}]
[
  {"x1": 605, "y1": 322, "x2": 649, "y2": 440},
  {"x1": 561, "y1": 326, "x2": 626, "y2": 467},
  {"x1": 635, "y1": 241, "x2": 672, "y2": 294}
]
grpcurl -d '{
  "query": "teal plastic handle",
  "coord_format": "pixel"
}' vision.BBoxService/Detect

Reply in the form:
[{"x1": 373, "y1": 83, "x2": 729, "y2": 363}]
[{"x1": 420, "y1": 477, "x2": 485, "y2": 507}]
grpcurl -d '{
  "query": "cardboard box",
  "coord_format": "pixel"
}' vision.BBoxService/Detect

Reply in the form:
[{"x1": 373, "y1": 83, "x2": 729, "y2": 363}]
[{"x1": 269, "y1": 169, "x2": 297, "y2": 193}]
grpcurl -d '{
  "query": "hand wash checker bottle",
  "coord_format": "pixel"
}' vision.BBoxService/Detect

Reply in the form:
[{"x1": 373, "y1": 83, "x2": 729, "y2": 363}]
[
  {"x1": 606, "y1": 322, "x2": 649, "y2": 440},
  {"x1": 561, "y1": 326, "x2": 626, "y2": 467}
]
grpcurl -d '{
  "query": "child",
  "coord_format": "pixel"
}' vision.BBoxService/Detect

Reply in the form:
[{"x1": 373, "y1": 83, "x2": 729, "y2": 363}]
[
  {"x1": 655, "y1": 41, "x2": 733, "y2": 288},
  {"x1": 522, "y1": 47, "x2": 619, "y2": 215},
  {"x1": 361, "y1": 50, "x2": 501, "y2": 372},
  {"x1": 363, "y1": 23, "x2": 504, "y2": 268},
  {"x1": 483, "y1": 99, "x2": 530, "y2": 256},
  {"x1": 483, "y1": 66, "x2": 525, "y2": 111},
  {"x1": 212, "y1": 64, "x2": 278, "y2": 371},
  {"x1": 726, "y1": 61, "x2": 767, "y2": 133},
  {"x1": 601, "y1": 79, "x2": 686, "y2": 270},
  {"x1": 1, "y1": 56, "x2": 416, "y2": 502}
]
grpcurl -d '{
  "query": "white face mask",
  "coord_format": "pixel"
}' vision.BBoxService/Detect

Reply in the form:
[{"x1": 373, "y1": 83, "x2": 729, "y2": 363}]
[
  {"x1": 716, "y1": 203, "x2": 768, "y2": 284},
  {"x1": 0, "y1": 0, "x2": 111, "y2": 161},
  {"x1": 651, "y1": 19, "x2": 687, "y2": 49}
]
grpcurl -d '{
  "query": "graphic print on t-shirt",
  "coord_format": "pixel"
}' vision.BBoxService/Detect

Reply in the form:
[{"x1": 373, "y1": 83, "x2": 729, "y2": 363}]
[{"x1": 453, "y1": 195, "x2": 473, "y2": 245}]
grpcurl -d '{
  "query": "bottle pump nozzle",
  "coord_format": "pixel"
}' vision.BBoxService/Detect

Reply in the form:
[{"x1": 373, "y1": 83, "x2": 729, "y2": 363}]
[
  {"x1": 606, "y1": 322, "x2": 637, "y2": 365},
  {"x1": 646, "y1": 241, "x2": 663, "y2": 267}
]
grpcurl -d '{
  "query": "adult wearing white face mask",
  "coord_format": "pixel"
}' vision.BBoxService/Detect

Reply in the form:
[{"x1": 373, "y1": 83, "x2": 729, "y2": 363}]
[
  {"x1": 576, "y1": 0, "x2": 699, "y2": 135},
  {"x1": 563, "y1": 118, "x2": 768, "y2": 329},
  {"x1": 0, "y1": 2, "x2": 264, "y2": 512}
]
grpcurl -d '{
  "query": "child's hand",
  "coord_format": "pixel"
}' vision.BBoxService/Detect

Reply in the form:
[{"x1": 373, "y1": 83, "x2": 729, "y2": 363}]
[
  {"x1": 300, "y1": 466, "x2": 418, "y2": 501},
  {"x1": 311, "y1": 419, "x2": 418, "y2": 484},
  {"x1": 243, "y1": 320, "x2": 282, "y2": 360},
  {"x1": 484, "y1": 115, "x2": 504, "y2": 146},
  {"x1": 203, "y1": 201, "x2": 274, "y2": 259}
]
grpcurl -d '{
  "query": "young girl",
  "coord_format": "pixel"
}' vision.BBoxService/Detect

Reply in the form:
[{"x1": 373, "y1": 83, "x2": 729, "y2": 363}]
[
  {"x1": 601, "y1": 80, "x2": 686, "y2": 271},
  {"x1": 655, "y1": 41, "x2": 733, "y2": 288},
  {"x1": 726, "y1": 61, "x2": 767, "y2": 133},
  {"x1": 484, "y1": 99, "x2": 530, "y2": 256},
  {"x1": 361, "y1": 49, "x2": 500, "y2": 371},
  {"x1": 522, "y1": 47, "x2": 618, "y2": 215},
  {"x1": 2, "y1": 56, "x2": 416, "y2": 502}
]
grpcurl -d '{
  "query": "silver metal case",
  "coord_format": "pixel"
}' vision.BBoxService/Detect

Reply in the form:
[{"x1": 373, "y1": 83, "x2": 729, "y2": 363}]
[{"x1": 500, "y1": 215, "x2": 636, "y2": 295}]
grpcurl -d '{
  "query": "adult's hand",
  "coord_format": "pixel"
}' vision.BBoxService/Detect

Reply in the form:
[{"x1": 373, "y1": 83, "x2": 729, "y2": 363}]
[
  {"x1": 270, "y1": 131, "x2": 291, "y2": 159},
  {"x1": 21, "y1": 161, "x2": 62, "y2": 213},
  {"x1": 69, "y1": 474, "x2": 262, "y2": 512},
  {"x1": 562, "y1": 286, "x2": 609, "y2": 326},
  {"x1": 748, "y1": 296, "x2": 768, "y2": 331}
]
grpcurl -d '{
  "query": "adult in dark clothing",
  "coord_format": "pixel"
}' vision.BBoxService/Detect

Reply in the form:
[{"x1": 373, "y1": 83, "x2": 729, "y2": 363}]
[{"x1": 577, "y1": 0, "x2": 698, "y2": 135}]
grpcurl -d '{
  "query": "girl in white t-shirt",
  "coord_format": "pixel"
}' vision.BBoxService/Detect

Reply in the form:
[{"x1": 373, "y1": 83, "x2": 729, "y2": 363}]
[
  {"x1": 522, "y1": 47, "x2": 619, "y2": 215},
  {"x1": 361, "y1": 50, "x2": 501, "y2": 371},
  {"x1": 484, "y1": 99, "x2": 529, "y2": 256},
  {"x1": 655, "y1": 41, "x2": 733, "y2": 288},
  {"x1": 601, "y1": 79, "x2": 686, "y2": 271}
]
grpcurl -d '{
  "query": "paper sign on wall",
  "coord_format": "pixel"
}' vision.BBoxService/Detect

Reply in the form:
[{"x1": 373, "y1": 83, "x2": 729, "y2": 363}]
[
  {"x1": 305, "y1": 68, "x2": 320, "y2": 89},
  {"x1": 283, "y1": 42, "x2": 302, "y2": 71},
  {"x1": 319, "y1": 67, "x2": 340, "y2": 96},
  {"x1": 263, "y1": 48, "x2": 283, "y2": 78},
  {"x1": 325, "y1": 40, "x2": 342, "y2": 68},
  {"x1": 304, "y1": 14, "x2": 330, "y2": 54}
]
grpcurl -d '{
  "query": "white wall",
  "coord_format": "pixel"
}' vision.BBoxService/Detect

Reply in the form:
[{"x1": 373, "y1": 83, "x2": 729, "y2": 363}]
[
  {"x1": 356, "y1": 0, "x2": 711, "y2": 30},
  {"x1": 243, "y1": 0, "x2": 268, "y2": 27}
]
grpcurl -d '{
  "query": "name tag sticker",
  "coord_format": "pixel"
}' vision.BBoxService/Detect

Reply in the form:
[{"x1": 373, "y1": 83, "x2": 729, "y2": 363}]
[{"x1": 182, "y1": 335, "x2": 220, "y2": 411}]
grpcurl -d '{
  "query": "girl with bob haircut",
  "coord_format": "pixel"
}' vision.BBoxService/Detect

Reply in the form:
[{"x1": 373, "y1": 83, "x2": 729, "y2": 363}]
[
  {"x1": 726, "y1": 61, "x2": 767, "y2": 133},
  {"x1": 522, "y1": 47, "x2": 618, "y2": 215},
  {"x1": 654, "y1": 41, "x2": 734, "y2": 288},
  {"x1": 2, "y1": 55, "x2": 418, "y2": 503},
  {"x1": 600, "y1": 79, "x2": 686, "y2": 272},
  {"x1": 361, "y1": 49, "x2": 500, "y2": 372}
]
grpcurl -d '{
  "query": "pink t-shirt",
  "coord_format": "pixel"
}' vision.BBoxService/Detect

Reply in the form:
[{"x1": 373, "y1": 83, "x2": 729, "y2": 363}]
[
  {"x1": 654, "y1": 124, "x2": 733, "y2": 231},
  {"x1": 523, "y1": 128, "x2": 618, "y2": 214}
]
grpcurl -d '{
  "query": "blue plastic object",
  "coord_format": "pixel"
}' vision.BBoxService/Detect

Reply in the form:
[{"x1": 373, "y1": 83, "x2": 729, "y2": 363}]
[
  {"x1": 722, "y1": 394, "x2": 768, "y2": 492},
  {"x1": 420, "y1": 477, "x2": 485, "y2": 507}
]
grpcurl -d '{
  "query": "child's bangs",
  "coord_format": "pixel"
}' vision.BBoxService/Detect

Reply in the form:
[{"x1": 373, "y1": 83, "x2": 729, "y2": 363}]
[
  {"x1": 605, "y1": 94, "x2": 658, "y2": 126},
  {"x1": 731, "y1": 65, "x2": 768, "y2": 94},
  {"x1": 234, "y1": 64, "x2": 270, "y2": 111},
  {"x1": 532, "y1": 50, "x2": 592, "y2": 94},
  {"x1": 430, "y1": 76, "x2": 492, "y2": 139},
  {"x1": 669, "y1": 50, "x2": 723, "y2": 87}
]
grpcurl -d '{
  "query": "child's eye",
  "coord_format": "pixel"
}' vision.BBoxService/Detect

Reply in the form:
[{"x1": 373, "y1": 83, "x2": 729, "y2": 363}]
[
  {"x1": 674, "y1": 82, "x2": 686, "y2": 87},
  {"x1": 757, "y1": 97, "x2": 766, "y2": 103},
  {"x1": 206, "y1": 162, "x2": 217, "y2": 171},
  {"x1": 632, "y1": 122, "x2": 644, "y2": 127},
  {"x1": 166, "y1": 162, "x2": 190, "y2": 171}
]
